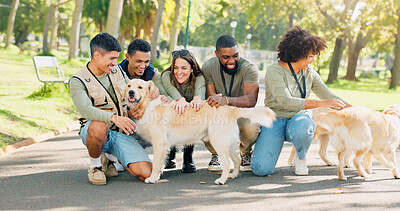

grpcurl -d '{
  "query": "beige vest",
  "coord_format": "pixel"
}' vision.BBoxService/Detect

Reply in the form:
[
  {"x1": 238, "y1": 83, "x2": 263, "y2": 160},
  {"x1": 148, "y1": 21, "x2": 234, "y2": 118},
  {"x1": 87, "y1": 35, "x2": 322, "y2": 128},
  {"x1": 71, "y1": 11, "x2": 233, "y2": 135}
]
[{"x1": 72, "y1": 65, "x2": 127, "y2": 119}]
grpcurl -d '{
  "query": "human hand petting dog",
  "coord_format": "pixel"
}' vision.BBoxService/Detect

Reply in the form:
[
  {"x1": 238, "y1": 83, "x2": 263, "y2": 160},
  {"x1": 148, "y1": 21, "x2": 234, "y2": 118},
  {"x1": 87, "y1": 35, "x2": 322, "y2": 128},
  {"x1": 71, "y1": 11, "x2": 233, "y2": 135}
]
[
  {"x1": 174, "y1": 97, "x2": 190, "y2": 115},
  {"x1": 128, "y1": 106, "x2": 145, "y2": 120},
  {"x1": 149, "y1": 85, "x2": 160, "y2": 101},
  {"x1": 160, "y1": 95, "x2": 172, "y2": 103},
  {"x1": 190, "y1": 96, "x2": 204, "y2": 111},
  {"x1": 322, "y1": 98, "x2": 347, "y2": 110},
  {"x1": 110, "y1": 115, "x2": 137, "y2": 135},
  {"x1": 206, "y1": 94, "x2": 228, "y2": 108}
]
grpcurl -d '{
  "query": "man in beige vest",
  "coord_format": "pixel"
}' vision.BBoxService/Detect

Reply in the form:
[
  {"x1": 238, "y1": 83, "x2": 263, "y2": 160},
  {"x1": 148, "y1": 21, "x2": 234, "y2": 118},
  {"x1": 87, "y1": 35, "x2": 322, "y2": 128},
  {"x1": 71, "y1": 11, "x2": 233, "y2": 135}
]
[
  {"x1": 69, "y1": 33, "x2": 152, "y2": 185},
  {"x1": 202, "y1": 35, "x2": 261, "y2": 172}
]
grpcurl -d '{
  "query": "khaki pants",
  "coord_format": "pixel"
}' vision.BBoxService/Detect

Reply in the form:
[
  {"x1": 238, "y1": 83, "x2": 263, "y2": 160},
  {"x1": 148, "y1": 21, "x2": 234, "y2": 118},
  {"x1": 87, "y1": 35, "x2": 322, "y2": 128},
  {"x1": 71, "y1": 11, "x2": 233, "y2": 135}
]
[{"x1": 203, "y1": 118, "x2": 261, "y2": 156}]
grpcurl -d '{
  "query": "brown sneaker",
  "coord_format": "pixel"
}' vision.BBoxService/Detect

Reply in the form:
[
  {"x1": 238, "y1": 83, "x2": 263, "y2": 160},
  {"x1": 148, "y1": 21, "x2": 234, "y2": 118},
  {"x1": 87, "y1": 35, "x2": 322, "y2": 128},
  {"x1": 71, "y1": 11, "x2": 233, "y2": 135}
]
[
  {"x1": 101, "y1": 152, "x2": 118, "y2": 177},
  {"x1": 88, "y1": 167, "x2": 106, "y2": 185}
]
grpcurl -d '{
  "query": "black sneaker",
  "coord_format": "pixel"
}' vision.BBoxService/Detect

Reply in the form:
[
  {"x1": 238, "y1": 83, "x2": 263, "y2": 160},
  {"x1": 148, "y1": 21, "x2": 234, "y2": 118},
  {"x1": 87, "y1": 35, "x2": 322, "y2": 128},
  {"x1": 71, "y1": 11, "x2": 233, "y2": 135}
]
[
  {"x1": 207, "y1": 154, "x2": 222, "y2": 171},
  {"x1": 240, "y1": 154, "x2": 252, "y2": 172}
]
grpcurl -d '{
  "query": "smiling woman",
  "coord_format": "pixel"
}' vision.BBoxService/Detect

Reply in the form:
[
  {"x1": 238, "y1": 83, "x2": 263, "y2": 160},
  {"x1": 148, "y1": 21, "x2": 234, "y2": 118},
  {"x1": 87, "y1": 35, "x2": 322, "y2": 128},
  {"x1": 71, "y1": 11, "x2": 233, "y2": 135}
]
[
  {"x1": 160, "y1": 49, "x2": 206, "y2": 173},
  {"x1": 251, "y1": 26, "x2": 352, "y2": 178}
]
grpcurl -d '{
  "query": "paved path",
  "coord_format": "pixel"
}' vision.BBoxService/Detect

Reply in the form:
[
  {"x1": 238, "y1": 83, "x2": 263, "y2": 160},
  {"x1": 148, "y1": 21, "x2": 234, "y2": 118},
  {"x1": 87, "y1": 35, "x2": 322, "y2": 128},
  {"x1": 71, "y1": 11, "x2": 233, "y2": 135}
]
[{"x1": 1, "y1": 74, "x2": 399, "y2": 210}]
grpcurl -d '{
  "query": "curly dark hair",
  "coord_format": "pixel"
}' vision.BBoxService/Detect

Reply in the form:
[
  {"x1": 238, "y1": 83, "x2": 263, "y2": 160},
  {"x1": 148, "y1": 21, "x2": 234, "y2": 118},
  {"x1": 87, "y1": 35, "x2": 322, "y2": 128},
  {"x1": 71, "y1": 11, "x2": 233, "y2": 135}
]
[
  {"x1": 161, "y1": 50, "x2": 202, "y2": 96},
  {"x1": 277, "y1": 26, "x2": 327, "y2": 63},
  {"x1": 127, "y1": 39, "x2": 151, "y2": 56}
]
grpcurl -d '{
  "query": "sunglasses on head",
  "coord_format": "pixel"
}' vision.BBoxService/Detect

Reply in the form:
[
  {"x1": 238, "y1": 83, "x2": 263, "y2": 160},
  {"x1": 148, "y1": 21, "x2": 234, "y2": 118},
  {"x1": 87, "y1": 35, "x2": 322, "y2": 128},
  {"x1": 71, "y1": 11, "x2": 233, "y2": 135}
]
[{"x1": 172, "y1": 49, "x2": 193, "y2": 58}]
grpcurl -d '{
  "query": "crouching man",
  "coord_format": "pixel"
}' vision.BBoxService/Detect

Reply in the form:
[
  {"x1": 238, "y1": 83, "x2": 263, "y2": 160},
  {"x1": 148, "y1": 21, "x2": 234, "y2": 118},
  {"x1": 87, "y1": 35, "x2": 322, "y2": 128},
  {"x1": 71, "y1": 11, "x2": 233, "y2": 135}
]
[{"x1": 69, "y1": 33, "x2": 152, "y2": 185}]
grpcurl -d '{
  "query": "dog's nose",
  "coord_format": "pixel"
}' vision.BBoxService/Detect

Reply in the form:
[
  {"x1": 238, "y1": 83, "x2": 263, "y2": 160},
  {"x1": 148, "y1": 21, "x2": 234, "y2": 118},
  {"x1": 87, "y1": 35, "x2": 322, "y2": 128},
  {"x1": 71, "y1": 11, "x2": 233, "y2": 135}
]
[{"x1": 129, "y1": 90, "x2": 135, "y2": 97}]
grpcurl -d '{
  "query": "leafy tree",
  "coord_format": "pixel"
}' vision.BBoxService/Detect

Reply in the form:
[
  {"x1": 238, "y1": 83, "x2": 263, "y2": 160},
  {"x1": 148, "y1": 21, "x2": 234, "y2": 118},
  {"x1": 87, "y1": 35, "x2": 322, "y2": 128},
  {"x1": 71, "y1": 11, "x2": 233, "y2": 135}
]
[
  {"x1": 6, "y1": 0, "x2": 46, "y2": 45},
  {"x1": 342, "y1": 0, "x2": 392, "y2": 81},
  {"x1": 315, "y1": 0, "x2": 358, "y2": 83},
  {"x1": 82, "y1": 0, "x2": 109, "y2": 32},
  {"x1": 243, "y1": 0, "x2": 305, "y2": 30},
  {"x1": 43, "y1": 0, "x2": 71, "y2": 54}
]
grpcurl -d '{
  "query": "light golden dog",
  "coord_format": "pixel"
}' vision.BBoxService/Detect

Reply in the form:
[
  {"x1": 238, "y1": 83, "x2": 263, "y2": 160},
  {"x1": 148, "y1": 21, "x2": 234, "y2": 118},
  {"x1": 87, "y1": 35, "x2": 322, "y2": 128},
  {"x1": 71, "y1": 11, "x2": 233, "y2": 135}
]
[
  {"x1": 289, "y1": 104, "x2": 400, "y2": 169},
  {"x1": 123, "y1": 79, "x2": 276, "y2": 185},
  {"x1": 304, "y1": 107, "x2": 400, "y2": 180},
  {"x1": 383, "y1": 104, "x2": 400, "y2": 116}
]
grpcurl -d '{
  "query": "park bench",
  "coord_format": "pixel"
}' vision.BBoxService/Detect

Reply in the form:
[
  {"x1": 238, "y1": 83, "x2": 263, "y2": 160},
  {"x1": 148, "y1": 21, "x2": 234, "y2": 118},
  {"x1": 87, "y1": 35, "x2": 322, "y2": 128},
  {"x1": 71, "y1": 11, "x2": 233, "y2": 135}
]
[{"x1": 32, "y1": 56, "x2": 69, "y2": 84}]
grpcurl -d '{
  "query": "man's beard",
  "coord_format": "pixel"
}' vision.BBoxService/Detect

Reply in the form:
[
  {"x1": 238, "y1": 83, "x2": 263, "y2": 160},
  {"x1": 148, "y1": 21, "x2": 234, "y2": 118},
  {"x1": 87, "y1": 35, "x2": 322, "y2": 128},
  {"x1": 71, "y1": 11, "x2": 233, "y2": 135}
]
[{"x1": 219, "y1": 60, "x2": 239, "y2": 75}]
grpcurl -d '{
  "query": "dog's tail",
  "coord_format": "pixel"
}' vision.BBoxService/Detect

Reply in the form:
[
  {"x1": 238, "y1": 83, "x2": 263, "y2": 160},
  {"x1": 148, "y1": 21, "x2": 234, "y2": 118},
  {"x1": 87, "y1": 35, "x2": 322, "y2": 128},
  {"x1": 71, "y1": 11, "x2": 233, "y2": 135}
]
[{"x1": 233, "y1": 106, "x2": 276, "y2": 128}]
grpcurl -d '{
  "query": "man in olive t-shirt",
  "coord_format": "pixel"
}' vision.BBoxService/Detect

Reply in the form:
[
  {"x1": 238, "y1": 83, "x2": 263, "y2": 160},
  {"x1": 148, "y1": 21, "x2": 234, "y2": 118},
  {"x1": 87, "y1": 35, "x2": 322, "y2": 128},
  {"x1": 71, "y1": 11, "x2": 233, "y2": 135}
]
[{"x1": 202, "y1": 35, "x2": 260, "y2": 172}]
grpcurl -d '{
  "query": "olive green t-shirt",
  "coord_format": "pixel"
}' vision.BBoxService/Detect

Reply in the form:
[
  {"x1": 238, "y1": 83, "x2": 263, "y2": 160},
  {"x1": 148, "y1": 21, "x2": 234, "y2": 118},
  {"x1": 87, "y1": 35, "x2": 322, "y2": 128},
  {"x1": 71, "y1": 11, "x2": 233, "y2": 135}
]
[
  {"x1": 264, "y1": 61, "x2": 342, "y2": 118},
  {"x1": 202, "y1": 57, "x2": 258, "y2": 97}
]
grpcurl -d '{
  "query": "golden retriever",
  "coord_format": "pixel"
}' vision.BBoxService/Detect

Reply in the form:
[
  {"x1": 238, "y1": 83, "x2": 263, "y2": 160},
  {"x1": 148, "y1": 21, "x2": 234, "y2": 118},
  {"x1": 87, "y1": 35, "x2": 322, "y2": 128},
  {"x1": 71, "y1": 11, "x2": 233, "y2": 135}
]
[
  {"x1": 383, "y1": 104, "x2": 400, "y2": 116},
  {"x1": 305, "y1": 107, "x2": 400, "y2": 180},
  {"x1": 123, "y1": 79, "x2": 276, "y2": 185},
  {"x1": 289, "y1": 104, "x2": 400, "y2": 169}
]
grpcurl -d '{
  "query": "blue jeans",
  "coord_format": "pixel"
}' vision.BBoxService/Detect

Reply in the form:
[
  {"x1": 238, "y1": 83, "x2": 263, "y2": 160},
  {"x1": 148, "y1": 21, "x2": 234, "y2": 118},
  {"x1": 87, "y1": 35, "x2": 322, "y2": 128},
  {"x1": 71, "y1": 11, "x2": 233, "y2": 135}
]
[{"x1": 251, "y1": 113, "x2": 315, "y2": 176}]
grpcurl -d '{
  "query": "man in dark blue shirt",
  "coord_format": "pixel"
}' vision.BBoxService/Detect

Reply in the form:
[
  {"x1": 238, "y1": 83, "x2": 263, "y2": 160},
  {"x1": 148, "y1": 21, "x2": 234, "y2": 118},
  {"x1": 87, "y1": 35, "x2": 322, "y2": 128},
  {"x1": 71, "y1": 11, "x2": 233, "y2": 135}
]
[{"x1": 118, "y1": 39, "x2": 167, "y2": 96}]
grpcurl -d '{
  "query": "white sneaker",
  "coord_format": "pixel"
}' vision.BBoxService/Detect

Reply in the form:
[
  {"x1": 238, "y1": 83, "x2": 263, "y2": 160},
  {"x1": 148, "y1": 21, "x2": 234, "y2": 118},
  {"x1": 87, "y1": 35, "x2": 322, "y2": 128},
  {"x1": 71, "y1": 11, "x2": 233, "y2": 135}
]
[{"x1": 294, "y1": 155, "x2": 309, "y2": 175}]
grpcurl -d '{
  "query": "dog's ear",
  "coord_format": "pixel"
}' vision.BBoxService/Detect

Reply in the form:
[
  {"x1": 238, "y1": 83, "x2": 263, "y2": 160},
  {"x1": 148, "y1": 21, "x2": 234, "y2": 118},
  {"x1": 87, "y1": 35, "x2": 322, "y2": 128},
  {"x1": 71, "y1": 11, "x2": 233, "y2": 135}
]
[{"x1": 147, "y1": 81, "x2": 154, "y2": 93}]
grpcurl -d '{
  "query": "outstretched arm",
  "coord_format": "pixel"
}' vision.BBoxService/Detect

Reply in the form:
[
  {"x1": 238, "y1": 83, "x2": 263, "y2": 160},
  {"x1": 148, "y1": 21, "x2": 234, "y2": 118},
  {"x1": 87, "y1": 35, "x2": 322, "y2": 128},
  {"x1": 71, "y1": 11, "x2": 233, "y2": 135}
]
[{"x1": 206, "y1": 83, "x2": 259, "y2": 108}]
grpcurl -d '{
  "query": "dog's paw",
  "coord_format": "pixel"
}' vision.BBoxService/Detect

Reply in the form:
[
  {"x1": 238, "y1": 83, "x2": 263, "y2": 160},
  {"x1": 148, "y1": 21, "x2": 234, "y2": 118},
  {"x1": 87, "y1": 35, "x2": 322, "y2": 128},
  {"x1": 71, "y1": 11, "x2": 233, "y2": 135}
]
[
  {"x1": 214, "y1": 178, "x2": 226, "y2": 185},
  {"x1": 344, "y1": 163, "x2": 352, "y2": 168},
  {"x1": 325, "y1": 161, "x2": 336, "y2": 166},
  {"x1": 338, "y1": 175, "x2": 347, "y2": 181},
  {"x1": 362, "y1": 173, "x2": 370, "y2": 179},
  {"x1": 144, "y1": 177, "x2": 157, "y2": 184},
  {"x1": 228, "y1": 172, "x2": 239, "y2": 179}
]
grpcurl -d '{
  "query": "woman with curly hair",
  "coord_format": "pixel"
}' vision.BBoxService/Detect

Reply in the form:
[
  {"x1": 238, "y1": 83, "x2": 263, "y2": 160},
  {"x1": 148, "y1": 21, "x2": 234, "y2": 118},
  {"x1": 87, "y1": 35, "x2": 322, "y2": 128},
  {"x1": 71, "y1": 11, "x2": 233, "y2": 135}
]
[
  {"x1": 251, "y1": 26, "x2": 350, "y2": 176},
  {"x1": 161, "y1": 49, "x2": 206, "y2": 173}
]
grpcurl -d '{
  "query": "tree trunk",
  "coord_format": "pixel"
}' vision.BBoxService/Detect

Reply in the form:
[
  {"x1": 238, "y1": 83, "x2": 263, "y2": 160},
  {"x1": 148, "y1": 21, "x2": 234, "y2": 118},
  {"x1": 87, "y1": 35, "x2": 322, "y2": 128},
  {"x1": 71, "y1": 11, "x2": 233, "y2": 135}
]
[
  {"x1": 343, "y1": 41, "x2": 359, "y2": 81},
  {"x1": 49, "y1": 6, "x2": 59, "y2": 51},
  {"x1": 150, "y1": 0, "x2": 165, "y2": 63},
  {"x1": 390, "y1": 8, "x2": 400, "y2": 89},
  {"x1": 15, "y1": 25, "x2": 29, "y2": 46},
  {"x1": 43, "y1": 4, "x2": 55, "y2": 54},
  {"x1": 168, "y1": 0, "x2": 181, "y2": 61},
  {"x1": 105, "y1": 0, "x2": 124, "y2": 38},
  {"x1": 288, "y1": 12, "x2": 294, "y2": 29},
  {"x1": 326, "y1": 36, "x2": 346, "y2": 83},
  {"x1": 342, "y1": 32, "x2": 371, "y2": 81},
  {"x1": 69, "y1": 0, "x2": 84, "y2": 59},
  {"x1": 5, "y1": 0, "x2": 19, "y2": 48}
]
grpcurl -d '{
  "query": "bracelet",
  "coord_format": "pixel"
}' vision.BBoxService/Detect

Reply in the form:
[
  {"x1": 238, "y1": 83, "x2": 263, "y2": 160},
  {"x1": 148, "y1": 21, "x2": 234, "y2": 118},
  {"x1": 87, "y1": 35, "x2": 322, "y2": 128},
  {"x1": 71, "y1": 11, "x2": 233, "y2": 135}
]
[
  {"x1": 223, "y1": 96, "x2": 229, "y2": 105},
  {"x1": 176, "y1": 97, "x2": 185, "y2": 101}
]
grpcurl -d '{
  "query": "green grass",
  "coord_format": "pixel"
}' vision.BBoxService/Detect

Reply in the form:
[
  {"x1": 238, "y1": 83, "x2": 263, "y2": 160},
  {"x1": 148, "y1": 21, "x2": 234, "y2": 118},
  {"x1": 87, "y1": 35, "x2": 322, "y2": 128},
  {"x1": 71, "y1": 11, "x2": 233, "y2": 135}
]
[
  {"x1": 0, "y1": 44, "x2": 85, "y2": 148},
  {"x1": 317, "y1": 67, "x2": 399, "y2": 111}
]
